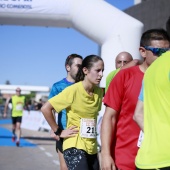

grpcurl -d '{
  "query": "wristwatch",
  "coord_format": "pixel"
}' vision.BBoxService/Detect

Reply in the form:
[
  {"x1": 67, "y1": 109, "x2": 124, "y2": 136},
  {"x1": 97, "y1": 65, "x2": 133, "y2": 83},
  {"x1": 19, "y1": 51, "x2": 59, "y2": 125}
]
[{"x1": 54, "y1": 127, "x2": 62, "y2": 136}]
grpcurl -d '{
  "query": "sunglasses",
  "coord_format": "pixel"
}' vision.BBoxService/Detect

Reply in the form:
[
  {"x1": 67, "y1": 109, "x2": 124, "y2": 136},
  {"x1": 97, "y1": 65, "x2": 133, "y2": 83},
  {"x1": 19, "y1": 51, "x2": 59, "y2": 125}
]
[{"x1": 144, "y1": 46, "x2": 170, "y2": 57}]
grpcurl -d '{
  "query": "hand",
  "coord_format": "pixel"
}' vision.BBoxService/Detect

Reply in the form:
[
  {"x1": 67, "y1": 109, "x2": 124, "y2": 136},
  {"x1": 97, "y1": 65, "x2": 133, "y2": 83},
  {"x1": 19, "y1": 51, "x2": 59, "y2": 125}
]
[
  {"x1": 50, "y1": 129, "x2": 60, "y2": 141},
  {"x1": 101, "y1": 154, "x2": 116, "y2": 170},
  {"x1": 60, "y1": 126, "x2": 79, "y2": 138},
  {"x1": 121, "y1": 59, "x2": 142, "y2": 70}
]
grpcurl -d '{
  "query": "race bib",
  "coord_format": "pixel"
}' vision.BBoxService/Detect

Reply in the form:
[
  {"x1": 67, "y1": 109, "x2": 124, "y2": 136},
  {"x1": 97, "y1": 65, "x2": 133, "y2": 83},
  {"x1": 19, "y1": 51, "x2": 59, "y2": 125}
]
[
  {"x1": 16, "y1": 104, "x2": 23, "y2": 111},
  {"x1": 80, "y1": 118, "x2": 96, "y2": 138},
  {"x1": 137, "y1": 130, "x2": 144, "y2": 147}
]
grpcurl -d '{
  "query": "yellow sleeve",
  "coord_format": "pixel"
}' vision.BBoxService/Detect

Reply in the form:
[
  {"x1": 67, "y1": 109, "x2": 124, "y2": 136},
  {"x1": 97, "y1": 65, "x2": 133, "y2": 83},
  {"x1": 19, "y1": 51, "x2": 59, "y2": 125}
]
[{"x1": 49, "y1": 86, "x2": 74, "y2": 113}]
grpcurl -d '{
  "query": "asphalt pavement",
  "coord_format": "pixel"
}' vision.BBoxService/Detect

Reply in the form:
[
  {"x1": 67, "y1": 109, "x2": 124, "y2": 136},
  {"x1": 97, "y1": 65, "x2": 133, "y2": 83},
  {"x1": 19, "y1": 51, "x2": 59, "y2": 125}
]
[{"x1": 0, "y1": 119, "x2": 60, "y2": 170}]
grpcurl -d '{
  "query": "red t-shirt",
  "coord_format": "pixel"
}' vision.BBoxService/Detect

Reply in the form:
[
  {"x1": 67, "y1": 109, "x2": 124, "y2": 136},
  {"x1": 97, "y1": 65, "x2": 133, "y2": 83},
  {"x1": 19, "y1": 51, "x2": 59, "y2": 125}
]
[{"x1": 103, "y1": 66, "x2": 144, "y2": 170}]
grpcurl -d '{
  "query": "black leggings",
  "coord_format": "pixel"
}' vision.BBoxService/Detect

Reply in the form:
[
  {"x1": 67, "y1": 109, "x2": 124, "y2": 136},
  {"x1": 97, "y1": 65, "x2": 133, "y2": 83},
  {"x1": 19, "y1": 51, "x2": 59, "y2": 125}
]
[{"x1": 63, "y1": 147, "x2": 99, "y2": 170}]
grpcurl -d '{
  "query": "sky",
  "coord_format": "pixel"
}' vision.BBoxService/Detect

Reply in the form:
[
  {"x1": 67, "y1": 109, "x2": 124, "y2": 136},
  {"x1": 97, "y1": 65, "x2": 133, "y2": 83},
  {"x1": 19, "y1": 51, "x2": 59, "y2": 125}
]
[{"x1": 0, "y1": 0, "x2": 134, "y2": 88}]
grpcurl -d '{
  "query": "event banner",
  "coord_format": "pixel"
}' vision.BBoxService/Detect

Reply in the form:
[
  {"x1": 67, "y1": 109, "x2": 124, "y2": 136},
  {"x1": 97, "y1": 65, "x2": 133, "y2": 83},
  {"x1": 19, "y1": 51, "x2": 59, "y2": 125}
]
[
  {"x1": 21, "y1": 110, "x2": 58, "y2": 131},
  {"x1": 0, "y1": 0, "x2": 70, "y2": 14},
  {"x1": 21, "y1": 110, "x2": 46, "y2": 131}
]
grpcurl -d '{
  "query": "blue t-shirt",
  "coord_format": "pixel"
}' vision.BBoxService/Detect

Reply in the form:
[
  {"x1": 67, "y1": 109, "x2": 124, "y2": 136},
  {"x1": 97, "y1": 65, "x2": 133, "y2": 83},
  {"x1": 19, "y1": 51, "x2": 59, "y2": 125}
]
[
  {"x1": 48, "y1": 78, "x2": 74, "y2": 129},
  {"x1": 138, "y1": 81, "x2": 144, "y2": 102}
]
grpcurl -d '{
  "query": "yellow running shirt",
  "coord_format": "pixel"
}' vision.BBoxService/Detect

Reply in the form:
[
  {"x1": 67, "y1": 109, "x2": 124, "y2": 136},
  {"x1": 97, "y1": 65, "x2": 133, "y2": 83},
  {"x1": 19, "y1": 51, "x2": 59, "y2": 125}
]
[
  {"x1": 49, "y1": 81, "x2": 103, "y2": 154},
  {"x1": 12, "y1": 95, "x2": 25, "y2": 117},
  {"x1": 135, "y1": 51, "x2": 170, "y2": 169}
]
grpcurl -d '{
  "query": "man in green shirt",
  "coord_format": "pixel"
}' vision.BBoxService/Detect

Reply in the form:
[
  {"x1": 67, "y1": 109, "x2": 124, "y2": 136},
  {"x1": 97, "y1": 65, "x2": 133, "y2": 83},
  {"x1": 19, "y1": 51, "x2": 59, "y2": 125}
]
[
  {"x1": 4, "y1": 87, "x2": 26, "y2": 147},
  {"x1": 105, "y1": 51, "x2": 133, "y2": 92}
]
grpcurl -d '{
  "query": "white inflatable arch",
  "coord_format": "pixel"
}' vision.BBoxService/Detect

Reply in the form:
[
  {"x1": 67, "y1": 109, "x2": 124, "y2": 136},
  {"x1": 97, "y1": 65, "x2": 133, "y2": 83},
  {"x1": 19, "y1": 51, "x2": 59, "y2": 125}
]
[{"x1": 0, "y1": 0, "x2": 143, "y2": 87}]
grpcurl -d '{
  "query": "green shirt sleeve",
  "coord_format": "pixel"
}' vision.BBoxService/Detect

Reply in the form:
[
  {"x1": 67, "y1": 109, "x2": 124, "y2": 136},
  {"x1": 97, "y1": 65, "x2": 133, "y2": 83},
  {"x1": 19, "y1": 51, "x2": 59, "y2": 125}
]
[{"x1": 105, "y1": 68, "x2": 120, "y2": 93}]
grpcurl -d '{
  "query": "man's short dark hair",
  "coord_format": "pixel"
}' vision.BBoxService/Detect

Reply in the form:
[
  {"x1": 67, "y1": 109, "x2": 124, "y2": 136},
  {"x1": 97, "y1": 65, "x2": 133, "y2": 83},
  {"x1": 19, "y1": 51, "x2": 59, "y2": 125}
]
[
  {"x1": 140, "y1": 28, "x2": 170, "y2": 47},
  {"x1": 65, "y1": 54, "x2": 83, "y2": 67}
]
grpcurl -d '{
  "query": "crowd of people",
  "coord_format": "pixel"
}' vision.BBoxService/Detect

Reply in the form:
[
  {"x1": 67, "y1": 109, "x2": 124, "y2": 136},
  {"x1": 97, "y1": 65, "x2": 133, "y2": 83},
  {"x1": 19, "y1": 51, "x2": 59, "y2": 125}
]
[
  {"x1": 3, "y1": 18, "x2": 170, "y2": 170},
  {"x1": 101, "y1": 28, "x2": 170, "y2": 170}
]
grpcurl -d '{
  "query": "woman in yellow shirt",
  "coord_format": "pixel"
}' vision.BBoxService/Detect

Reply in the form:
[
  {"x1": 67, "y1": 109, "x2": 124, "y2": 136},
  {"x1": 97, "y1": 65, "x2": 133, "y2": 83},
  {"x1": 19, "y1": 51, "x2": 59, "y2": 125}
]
[{"x1": 41, "y1": 55, "x2": 104, "y2": 170}]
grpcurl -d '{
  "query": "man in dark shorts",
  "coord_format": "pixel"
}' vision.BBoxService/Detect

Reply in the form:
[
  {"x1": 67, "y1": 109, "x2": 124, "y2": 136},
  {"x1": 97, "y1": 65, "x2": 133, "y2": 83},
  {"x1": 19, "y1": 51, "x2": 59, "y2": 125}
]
[{"x1": 3, "y1": 87, "x2": 26, "y2": 147}]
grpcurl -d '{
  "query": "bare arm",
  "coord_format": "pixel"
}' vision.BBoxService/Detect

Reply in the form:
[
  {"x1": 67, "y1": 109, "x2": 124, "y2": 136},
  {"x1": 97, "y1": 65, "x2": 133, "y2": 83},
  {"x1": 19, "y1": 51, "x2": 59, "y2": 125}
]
[
  {"x1": 100, "y1": 106, "x2": 118, "y2": 170},
  {"x1": 41, "y1": 101, "x2": 58, "y2": 131},
  {"x1": 41, "y1": 101, "x2": 78, "y2": 139},
  {"x1": 121, "y1": 59, "x2": 142, "y2": 70},
  {"x1": 133, "y1": 100, "x2": 144, "y2": 131}
]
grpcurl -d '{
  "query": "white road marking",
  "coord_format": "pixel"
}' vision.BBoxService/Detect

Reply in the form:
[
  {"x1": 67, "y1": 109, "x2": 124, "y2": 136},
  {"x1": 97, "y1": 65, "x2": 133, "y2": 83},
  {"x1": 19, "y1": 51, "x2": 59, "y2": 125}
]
[
  {"x1": 53, "y1": 160, "x2": 60, "y2": 165},
  {"x1": 45, "y1": 152, "x2": 53, "y2": 157},
  {"x1": 39, "y1": 146, "x2": 45, "y2": 151}
]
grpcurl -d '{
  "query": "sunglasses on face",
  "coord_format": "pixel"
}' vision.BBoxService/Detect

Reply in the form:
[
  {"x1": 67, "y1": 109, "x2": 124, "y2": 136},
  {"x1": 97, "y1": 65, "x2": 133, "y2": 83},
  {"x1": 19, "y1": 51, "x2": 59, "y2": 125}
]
[{"x1": 144, "y1": 46, "x2": 170, "y2": 57}]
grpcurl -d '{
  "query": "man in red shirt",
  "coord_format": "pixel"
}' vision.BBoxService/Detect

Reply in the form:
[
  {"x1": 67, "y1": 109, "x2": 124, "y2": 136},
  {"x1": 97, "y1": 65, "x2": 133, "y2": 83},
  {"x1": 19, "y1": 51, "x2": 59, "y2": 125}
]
[{"x1": 100, "y1": 29, "x2": 170, "y2": 170}]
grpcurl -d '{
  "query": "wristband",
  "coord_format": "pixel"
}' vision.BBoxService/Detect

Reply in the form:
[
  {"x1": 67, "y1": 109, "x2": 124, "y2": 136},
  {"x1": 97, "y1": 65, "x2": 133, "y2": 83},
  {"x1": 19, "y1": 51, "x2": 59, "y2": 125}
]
[{"x1": 54, "y1": 127, "x2": 62, "y2": 136}]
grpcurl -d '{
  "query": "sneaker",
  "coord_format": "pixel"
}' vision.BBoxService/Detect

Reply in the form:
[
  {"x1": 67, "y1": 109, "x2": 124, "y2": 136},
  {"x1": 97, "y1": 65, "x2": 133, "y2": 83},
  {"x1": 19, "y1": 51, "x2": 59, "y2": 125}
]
[
  {"x1": 16, "y1": 141, "x2": 20, "y2": 147},
  {"x1": 12, "y1": 136, "x2": 16, "y2": 142}
]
